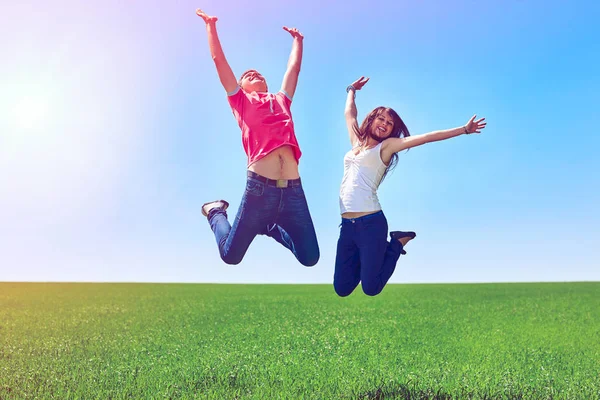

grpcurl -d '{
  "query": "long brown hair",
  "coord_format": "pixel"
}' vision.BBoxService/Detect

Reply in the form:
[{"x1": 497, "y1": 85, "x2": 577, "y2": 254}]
[{"x1": 353, "y1": 106, "x2": 410, "y2": 183}]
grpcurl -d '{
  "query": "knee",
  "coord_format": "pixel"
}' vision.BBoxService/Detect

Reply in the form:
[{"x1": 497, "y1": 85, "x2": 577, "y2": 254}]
[
  {"x1": 221, "y1": 252, "x2": 243, "y2": 266},
  {"x1": 333, "y1": 282, "x2": 354, "y2": 297},
  {"x1": 335, "y1": 289, "x2": 353, "y2": 297},
  {"x1": 361, "y1": 283, "x2": 383, "y2": 297},
  {"x1": 299, "y1": 249, "x2": 320, "y2": 267}
]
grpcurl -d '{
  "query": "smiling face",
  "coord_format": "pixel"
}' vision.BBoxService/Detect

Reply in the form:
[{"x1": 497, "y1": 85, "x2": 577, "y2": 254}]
[
  {"x1": 370, "y1": 110, "x2": 395, "y2": 140},
  {"x1": 358, "y1": 106, "x2": 409, "y2": 146},
  {"x1": 357, "y1": 106, "x2": 411, "y2": 184},
  {"x1": 239, "y1": 69, "x2": 268, "y2": 93}
]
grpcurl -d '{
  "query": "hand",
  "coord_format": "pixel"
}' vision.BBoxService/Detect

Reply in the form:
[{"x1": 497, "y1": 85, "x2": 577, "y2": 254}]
[
  {"x1": 350, "y1": 76, "x2": 370, "y2": 91},
  {"x1": 196, "y1": 9, "x2": 218, "y2": 24},
  {"x1": 283, "y1": 27, "x2": 304, "y2": 40},
  {"x1": 464, "y1": 115, "x2": 487, "y2": 134}
]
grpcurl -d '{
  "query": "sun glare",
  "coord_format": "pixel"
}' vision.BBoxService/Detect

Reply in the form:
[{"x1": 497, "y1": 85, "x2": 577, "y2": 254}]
[{"x1": 12, "y1": 95, "x2": 50, "y2": 130}]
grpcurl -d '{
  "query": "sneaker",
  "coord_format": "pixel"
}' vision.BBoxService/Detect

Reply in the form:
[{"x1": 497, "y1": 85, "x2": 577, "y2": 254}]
[
  {"x1": 201, "y1": 200, "x2": 229, "y2": 217},
  {"x1": 390, "y1": 231, "x2": 416, "y2": 255}
]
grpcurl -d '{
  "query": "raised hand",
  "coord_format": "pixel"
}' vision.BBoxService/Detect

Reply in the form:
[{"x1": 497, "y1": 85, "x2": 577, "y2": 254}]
[
  {"x1": 283, "y1": 27, "x2": 304, "y2": 40},
  {"x1": 350, "y1": 76, "x2": 370, "y2": 91},
  {"x1": 196, "y1": 9, "x2": 218, "y2": 24},
  {"x1": 465, "y1": 115, "x2": 487, "y2": 134}
]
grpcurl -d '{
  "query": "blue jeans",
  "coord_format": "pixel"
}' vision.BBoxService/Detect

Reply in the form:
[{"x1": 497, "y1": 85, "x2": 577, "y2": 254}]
[
  {"x1": 333, "y1": 211, "x2": 404, "y2": 297},
  {"x1": 207, "y1": 171, "x2": 320, "y2": 266}
]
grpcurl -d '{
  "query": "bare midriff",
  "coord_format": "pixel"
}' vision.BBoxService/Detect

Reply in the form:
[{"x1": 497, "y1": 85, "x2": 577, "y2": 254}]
[
  {"x1": 247, "y1": 145, "x2": 300, "y2": 180},
  {"x1": 341, "y1": 210, "x2": 381, "y2": 219}
]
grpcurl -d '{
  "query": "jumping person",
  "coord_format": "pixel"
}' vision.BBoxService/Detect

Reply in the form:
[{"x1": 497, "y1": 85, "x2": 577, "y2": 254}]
[
  {"x1": 196, "y1": 9, "x2": 319, "y2": 266},
  {"x1": 334, "y1": 76, "x2": 486, "y2": 296}
]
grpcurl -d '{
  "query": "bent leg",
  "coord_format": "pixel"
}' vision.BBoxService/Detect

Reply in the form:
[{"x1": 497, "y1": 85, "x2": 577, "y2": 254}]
[
  {"x1": 357, "y1": 213, "x2": 404, "y2": 296},
  {"x1": 267, "y1": 184, "x2": 320, "y2": 267},
  {"x1": 206, "y1": 179, "x2": 273, "y2": 265},
  {"x1": 333, "y1": 221, "x2": 361, "y2": 297},
  {"x1": 208, "y1": 207, "x2": 254, "y2": 265}
]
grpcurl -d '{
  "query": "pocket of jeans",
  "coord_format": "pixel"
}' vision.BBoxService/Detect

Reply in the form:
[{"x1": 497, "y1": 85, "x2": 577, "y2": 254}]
[
  {"x1": 292, "y1": 186, "x2": 306, "y2": 199},
  {"x1": 362, "y1": 214, "x2": 384, "y2": 229},
  {"x1": 246, "y1": 180, "x2": 264, "y2": 197}
]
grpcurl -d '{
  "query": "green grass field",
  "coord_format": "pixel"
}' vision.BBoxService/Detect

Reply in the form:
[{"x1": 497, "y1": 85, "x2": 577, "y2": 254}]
[{"x1": 1, "y1": 282, "x2": 599, "y2": 399}]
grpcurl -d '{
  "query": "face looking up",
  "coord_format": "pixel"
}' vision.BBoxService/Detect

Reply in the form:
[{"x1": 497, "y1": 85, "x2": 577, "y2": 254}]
[{"x1": 239, "y1": 70, "x2": 268, "y2": 93}]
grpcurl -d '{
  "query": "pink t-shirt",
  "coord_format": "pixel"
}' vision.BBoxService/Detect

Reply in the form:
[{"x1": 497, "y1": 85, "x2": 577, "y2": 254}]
[{"x1": 227, "y1": 86, "x2": 302, "y2": 166}]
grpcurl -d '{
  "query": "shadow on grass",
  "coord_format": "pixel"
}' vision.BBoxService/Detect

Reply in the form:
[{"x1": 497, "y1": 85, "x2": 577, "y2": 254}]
[{"x1": 355, "y1": 386, "x2": 529, "y2": 399}]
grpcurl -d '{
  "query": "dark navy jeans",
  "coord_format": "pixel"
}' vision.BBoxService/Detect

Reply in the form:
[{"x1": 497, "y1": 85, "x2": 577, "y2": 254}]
[
  {"x1": 207, "y1": 172, "x2": 320, "y2": 266},
  {"x1": 334, "y1": 211, "x2": 404, "y2": 297}
]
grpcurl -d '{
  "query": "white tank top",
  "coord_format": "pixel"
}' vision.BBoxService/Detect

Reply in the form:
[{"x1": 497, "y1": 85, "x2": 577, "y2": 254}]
[{"x1": 339, "y1": 142, "x2": 387, "y2": 214}]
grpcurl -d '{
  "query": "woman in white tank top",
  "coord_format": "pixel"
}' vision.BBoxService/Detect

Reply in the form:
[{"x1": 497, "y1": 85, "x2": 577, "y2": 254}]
[{"x1": 334, "y1": 76, "x2": 487, "y2": 297}]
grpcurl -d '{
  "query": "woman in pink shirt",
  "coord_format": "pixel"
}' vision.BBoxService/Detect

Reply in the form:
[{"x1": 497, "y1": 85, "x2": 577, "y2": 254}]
[{"x1": 196, "y1": 9, "x2": 319, "y2": 266}]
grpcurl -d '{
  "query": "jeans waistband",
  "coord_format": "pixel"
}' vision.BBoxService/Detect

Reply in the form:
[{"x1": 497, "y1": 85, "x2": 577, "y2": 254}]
[
  {"x1": 341, "y1": 210, "x2": 384, "y2": 225},
  {"x1": 247, "y1": 170, "x2": 302, "y2": 188}
]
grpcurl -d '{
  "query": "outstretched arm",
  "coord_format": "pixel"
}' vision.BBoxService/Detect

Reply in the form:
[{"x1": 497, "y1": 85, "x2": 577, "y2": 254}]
[
  {"x1": 344, "y1": 76, "x2": 370, "y2": 146},
  {"x1": 382, "y1": 115, "x2": 487, "y2": 155},
  {"x1": 280, "y1": 27, "x2": 304, "y2": 98},
  {"x1": 196, "y1": 9, "x2": 237, "y2": 93}
]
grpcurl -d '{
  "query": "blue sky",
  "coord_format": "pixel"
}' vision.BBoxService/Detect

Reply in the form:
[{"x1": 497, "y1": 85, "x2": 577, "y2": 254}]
[{"x1": 1, "y1": 0, "x2": 599, "y2": 283}]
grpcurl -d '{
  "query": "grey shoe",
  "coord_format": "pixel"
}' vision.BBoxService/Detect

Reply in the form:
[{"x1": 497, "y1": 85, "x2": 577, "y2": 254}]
[{"x1": 201, "y1": 200, "x2": 229, "y2": 217}]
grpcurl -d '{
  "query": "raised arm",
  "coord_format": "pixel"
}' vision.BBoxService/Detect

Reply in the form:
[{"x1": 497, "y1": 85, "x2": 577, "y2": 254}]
[
  {"x1": 344, "y1": 77, "x2": 370, "y2": 146},
  {"x1": 382, "y1": 115, "x2": 487, "y2": 156},
  {"x1": 196, "y1": 9, "x2": 237, "y2": 93},
  {"x1": 280, "y1": 27, "x2": 304, "y2": 98}
]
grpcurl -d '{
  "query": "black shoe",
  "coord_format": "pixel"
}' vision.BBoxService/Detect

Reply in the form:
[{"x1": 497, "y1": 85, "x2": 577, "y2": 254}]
[{"x1": 390, "y1": 231, "x2": 416, "y2": 255}]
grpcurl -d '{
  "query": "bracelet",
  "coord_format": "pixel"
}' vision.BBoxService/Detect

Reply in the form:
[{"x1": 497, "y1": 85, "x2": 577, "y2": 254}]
[
  {"x1": 346, "y1": 85, "x2": 356, "y2": 93},
  {"x1": 463, "y1": 126, "x2": 469, "y2": 135}
]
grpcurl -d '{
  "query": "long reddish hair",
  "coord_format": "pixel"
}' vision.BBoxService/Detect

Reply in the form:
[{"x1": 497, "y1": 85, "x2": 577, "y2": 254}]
[{"x1": 353, "y1": 106, "x2": 410, "y2": 182}]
